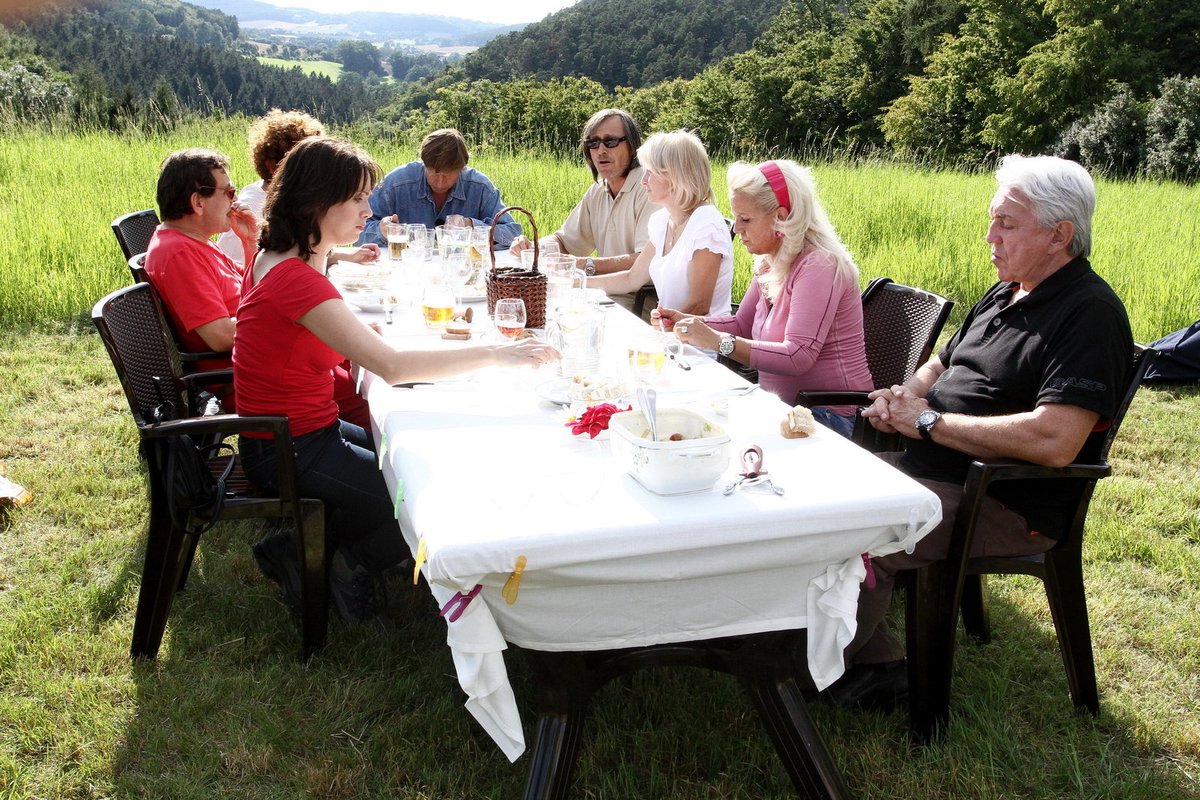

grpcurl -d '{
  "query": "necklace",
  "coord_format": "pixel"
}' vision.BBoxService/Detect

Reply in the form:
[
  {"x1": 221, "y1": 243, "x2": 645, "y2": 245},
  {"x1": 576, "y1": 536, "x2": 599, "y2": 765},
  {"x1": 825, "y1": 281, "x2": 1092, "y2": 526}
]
[{"x1": 664, "y1": 211, "x2": 691, "y2": 253}]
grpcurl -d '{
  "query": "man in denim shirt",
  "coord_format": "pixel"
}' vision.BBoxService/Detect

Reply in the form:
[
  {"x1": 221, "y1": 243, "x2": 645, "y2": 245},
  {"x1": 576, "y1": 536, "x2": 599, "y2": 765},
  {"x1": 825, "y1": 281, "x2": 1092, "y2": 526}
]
[{"x1": 357, "y1": 128, "x2": 521, "y2": 247}]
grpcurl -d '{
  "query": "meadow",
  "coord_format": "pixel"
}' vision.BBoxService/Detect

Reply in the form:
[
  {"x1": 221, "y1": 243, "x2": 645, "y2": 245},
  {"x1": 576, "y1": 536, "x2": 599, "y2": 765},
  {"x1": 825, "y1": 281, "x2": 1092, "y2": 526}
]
[
  {"x1": 255, "y1": 57, "x2": 344, "y2": 81},
  {"x1": 0, "y1": 118, "x2": 1197, "y2": 799}
]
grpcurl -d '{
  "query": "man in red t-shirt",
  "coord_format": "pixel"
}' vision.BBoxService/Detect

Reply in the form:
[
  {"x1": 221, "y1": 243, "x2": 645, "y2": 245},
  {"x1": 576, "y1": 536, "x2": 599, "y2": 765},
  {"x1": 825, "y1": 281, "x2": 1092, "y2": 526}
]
[{"x1": 144, "y1": 149, "x2": 370, "y2": 428}]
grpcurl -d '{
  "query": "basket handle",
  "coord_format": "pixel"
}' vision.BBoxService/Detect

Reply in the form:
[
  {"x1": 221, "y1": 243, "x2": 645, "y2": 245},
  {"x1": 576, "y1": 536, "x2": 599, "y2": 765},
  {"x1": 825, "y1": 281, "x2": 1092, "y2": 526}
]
[{"x1": 489, "y1": 206, "x2": 539, "y2": 274}]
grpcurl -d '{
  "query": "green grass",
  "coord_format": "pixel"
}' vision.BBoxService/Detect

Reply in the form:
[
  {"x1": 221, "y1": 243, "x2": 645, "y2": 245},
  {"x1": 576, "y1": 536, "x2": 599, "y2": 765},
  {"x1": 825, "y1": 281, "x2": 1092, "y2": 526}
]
[
  {"x1": 1, "y1": 120, "x2": 1198, "y2": 798},
  {"x1": 256, "y1": 56, "x2": 343, "y2": 81}
]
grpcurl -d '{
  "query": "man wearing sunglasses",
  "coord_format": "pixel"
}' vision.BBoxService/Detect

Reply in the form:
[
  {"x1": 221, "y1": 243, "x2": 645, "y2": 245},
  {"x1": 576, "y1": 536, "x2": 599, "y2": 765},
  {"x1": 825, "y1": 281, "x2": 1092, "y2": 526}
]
[
  {"x1": 510, "y1": 108, "x2": 661, "y2": 312},
  {"x1": 145, "y1": 148, "x2": 257, "y2": 356}
]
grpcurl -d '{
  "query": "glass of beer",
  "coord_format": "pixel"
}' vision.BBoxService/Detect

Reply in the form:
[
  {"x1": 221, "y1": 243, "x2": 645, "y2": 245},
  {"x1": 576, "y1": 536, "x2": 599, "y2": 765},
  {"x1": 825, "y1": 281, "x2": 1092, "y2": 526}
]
[
  {"x1": 384, "y1": 221, "x2": 408, "y2": 261},
  {"x1": 421, "y1": 284, "x2": 455, "y2": 328},
  {"x1": 494, "y1": 298, "x2": 526, "y2": 340}
]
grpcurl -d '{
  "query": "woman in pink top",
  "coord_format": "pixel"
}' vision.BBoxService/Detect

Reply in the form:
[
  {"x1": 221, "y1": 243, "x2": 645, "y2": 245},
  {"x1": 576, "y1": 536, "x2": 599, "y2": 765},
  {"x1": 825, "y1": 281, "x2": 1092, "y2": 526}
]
[
  {"x1": 655, "y1": 160, "x2": 872, "y2": 436},
  {"x1": 235, "y1": 136, "x2": 558, "y2": 626}
]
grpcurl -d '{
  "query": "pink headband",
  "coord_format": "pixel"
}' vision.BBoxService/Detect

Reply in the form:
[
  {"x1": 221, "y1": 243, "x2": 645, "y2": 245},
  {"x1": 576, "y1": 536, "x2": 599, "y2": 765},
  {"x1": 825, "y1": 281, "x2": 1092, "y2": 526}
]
[{"x1": 759, "y1": 161, "x2": 791, "y2": 214}]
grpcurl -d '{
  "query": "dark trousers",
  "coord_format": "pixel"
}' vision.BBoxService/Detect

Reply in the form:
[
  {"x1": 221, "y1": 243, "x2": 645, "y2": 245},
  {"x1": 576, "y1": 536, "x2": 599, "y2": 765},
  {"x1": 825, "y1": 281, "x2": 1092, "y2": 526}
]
[
  {"x1": 847, "y1": 452, "x2": 1055, "y2": 665},
  {"x1": 240, "y1": 420, "x2": 407, "y2": 572}
]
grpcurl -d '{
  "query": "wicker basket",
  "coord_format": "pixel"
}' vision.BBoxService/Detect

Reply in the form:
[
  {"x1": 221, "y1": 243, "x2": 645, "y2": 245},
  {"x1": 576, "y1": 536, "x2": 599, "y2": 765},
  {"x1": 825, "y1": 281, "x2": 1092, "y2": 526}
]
[{"x1": 486, "y1": 206, "x2": 548, "y2": 329}]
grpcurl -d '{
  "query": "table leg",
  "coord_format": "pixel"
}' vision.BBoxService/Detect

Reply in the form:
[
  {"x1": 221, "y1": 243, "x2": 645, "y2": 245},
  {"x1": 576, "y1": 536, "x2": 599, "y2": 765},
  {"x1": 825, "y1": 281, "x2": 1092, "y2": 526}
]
[{"x1": 518, "y1": 634, "x2": 852, "y2": 800}]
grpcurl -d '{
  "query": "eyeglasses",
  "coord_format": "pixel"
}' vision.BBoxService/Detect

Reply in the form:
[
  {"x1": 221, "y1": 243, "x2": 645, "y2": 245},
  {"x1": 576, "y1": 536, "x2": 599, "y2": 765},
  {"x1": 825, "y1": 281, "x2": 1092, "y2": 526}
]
[
  {"x1": 198, "y1": 184, "x2": 237, "y2": 201},
  {"x1": 584, "y1": 136, "x2": 628, "y2": 150}
]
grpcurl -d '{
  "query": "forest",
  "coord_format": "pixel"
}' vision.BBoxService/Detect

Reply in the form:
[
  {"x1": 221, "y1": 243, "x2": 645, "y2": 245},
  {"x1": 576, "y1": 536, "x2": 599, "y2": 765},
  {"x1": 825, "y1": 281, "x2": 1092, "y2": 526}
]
[{"x1": 2, "y1": 0, "x2": 1200, "y2": 180}]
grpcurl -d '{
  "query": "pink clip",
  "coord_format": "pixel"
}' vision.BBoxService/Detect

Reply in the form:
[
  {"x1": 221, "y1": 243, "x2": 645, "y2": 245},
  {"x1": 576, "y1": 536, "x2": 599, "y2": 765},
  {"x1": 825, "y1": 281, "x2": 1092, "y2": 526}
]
[
  {"x1": 439, "y1": 584, "x2": 483, "y2": 623},
  {"x1": 861, "y1": 553, "x2": 876, "y2": 589}
]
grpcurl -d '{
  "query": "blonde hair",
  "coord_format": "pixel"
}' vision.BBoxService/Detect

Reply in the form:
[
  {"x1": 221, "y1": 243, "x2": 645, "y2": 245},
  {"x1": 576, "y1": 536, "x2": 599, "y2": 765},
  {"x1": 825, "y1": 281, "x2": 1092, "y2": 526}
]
[
  {"x1": 727, "y1": 159, "x2": 858, "y2": 303},
  {"x1": 638, "y1": 130, "x2": 714, "y2": 213}
]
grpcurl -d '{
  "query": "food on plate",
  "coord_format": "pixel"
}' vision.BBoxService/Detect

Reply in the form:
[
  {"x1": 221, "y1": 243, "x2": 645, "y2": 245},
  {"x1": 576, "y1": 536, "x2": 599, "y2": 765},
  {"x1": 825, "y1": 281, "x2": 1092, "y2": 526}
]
[
  {"x1": 780, "y1": 405, "x2": 817, "y2": 439},
  {"x1": 568, "y1": 374, "x2": 624, "y2": 403},
  {"x1": 668, "y1": 432, "x2": 684, "y2": 441},
  {"x1": 441, "y1": 331, "x2": 471, "y2": 341},
  {"x1": 445, "y1": 320, "x2": 471, "y2": 336}
]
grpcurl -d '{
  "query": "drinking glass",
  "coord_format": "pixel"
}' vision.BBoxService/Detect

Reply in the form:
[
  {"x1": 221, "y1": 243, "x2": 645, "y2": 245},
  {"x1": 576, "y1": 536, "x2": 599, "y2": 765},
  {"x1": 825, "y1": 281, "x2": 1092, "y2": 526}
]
[
  {"x1": 421, "y1": 284, "x2": 455, "y2": 328},
  {"x1": 442, "y1": 248, "x2": 473, "y2": 295},
  {"x1": 383, "y1": 221, "x2": 409, "y2": 261},
  {"x1": 494, "y1": 298, "x2": 527, "y2": 340},
  {"x1": 468, "y1": 226, "x2": 491, "y2": 271},
  {"x1": 437, "y1": 224, "x2": 471, "y2": 261},
  {"x1": 628, "y1": 337, "x2": 666, "y2": 382}
]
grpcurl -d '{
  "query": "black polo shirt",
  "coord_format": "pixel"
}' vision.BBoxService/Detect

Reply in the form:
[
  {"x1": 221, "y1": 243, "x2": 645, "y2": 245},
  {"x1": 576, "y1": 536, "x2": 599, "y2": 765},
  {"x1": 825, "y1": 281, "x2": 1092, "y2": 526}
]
[{"x1": 900, "y1": 256, "x2": 1132, "y2": 536}]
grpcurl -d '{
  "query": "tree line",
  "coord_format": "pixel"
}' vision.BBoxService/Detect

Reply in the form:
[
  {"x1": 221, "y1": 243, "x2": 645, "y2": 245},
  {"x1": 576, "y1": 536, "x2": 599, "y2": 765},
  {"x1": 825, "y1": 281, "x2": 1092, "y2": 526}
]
[{"x1": 3, "y1": 0, "x2": 1200, "y2": 182}]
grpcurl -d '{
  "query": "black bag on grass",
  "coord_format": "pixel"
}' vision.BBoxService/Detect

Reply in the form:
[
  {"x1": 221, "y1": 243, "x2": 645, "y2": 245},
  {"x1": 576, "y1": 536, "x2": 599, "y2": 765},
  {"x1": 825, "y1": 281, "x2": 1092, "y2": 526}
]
[{"x1": 1144, "y1": 321, "x2": 1200, "y2": 383}]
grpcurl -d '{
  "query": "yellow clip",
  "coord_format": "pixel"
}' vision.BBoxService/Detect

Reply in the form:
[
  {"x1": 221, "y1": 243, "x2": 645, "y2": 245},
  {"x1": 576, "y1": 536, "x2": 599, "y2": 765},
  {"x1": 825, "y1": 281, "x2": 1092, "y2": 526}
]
[
  {"x1": 501, "y1": 555, "x2": 527, "y2": 605},
  {"x1": 413, "y1": 538, "x2": 427, "y2": 585}
]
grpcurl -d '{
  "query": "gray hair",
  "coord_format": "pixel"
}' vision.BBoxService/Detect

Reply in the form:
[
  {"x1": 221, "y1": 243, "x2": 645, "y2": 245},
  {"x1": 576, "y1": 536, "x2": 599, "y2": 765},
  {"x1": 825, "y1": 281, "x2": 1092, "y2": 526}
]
[{"x1": 995, "y1": 155, "x2": 1095, "y2": 258}]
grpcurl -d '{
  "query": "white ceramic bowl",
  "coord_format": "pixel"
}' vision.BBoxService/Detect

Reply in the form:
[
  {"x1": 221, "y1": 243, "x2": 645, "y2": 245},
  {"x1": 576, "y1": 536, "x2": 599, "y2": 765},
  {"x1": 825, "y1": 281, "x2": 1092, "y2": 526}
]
[{"x1": 609, "y1": 408, "x2": 731, "y2": 495}]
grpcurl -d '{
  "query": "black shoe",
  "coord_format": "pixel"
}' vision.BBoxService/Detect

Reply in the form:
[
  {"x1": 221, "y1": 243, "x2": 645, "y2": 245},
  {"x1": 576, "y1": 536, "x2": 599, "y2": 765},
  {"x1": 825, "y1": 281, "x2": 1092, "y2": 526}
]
[
  {"x1": 820, "y1": 660, "x2": 908, "y2": 713},
  {"x1": 252, "y1": 531, "x2": 302, "y2": 615},
  {"x1": 329, "y1": 550, "x2": 394, "y2": 630}
]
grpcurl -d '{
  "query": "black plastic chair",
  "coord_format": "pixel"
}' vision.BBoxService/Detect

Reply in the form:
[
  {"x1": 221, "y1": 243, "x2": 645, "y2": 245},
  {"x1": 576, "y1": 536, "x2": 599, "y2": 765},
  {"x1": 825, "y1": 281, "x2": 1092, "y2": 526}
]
[
  {"x1": 111, "y1": 209, "x2": 160, "y2": 261},
  {"x1": 92, "y1": 282, "x2": 328, "y2": 661},
  {"x1": 128, "y1": 254, "x2": 230, "y2": 388},
  {"x1": 795, "y1": 277, "x2": 954, "y2": 450},
  {"x1": 904, "y1": 345, "x2": 1157, "y2": 742}
]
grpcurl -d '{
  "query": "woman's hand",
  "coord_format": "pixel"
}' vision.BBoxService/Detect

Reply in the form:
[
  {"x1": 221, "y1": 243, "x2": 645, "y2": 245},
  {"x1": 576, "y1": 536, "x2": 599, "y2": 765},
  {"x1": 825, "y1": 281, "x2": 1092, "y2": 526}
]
[
  {"x1": 672, "y1": 316, "x2": 719, "y2": 351},
  {"x1": 493, "y1": 337, "x2": 561, "y2": 369},
  {"x1": 336, "y1": 243, "x2": 381, "y2": 264},
  {"x1": 651, "y1": 304, "x2": 683, "y2": 332}
]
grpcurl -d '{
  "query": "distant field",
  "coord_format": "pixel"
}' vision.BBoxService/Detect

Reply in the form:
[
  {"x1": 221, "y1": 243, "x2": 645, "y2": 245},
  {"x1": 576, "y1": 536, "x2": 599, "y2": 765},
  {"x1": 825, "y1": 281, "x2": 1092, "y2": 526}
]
[{"x1": 256, "y1": 56, "x2": 342, "y2": 81}]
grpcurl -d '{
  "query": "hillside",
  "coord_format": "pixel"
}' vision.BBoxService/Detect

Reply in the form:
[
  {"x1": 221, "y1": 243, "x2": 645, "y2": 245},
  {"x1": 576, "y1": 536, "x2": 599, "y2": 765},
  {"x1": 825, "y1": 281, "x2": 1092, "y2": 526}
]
[{"x1": 462, "y1": 0, "x2": 785, "y2": 88}]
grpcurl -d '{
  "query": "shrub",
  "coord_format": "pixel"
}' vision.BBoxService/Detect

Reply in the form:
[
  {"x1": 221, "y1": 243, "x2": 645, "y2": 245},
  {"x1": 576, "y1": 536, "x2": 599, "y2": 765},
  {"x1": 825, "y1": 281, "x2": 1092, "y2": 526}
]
[
  {"x1": 1054, "y1": 84, "x2": 1146, "y2": 178},
  {"x1": 1145, "y1": 75, "x2": 1200, "y2": 184}
]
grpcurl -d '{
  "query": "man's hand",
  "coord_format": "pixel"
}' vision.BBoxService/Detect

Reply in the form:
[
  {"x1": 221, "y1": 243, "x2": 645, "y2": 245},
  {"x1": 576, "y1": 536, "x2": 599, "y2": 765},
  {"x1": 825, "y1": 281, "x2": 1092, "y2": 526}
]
[
  {"x1": 509, "y1": 235, "x2": 534, "y2": 256},
  {"x1": 229, "y1": 202, "x2": 258, "y2": 242}
]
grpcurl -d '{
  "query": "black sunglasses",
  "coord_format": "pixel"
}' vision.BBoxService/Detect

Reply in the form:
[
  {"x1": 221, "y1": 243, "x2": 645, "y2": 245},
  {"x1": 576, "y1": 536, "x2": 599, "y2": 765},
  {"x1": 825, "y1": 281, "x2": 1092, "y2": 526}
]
[{"x1": 584, "y1": 136, "x2": 628, "y2": 151}]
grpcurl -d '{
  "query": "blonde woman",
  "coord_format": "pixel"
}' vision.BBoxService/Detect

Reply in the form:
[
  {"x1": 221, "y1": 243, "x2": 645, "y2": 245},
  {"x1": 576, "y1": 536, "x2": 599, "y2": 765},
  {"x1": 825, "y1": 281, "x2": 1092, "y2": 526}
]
[
  {"x1": 655, "y1": 160, "x2": 872, "y2": 436},
  {"x1": 587, "y1": 130, "x2": 733, "y2": 315}
]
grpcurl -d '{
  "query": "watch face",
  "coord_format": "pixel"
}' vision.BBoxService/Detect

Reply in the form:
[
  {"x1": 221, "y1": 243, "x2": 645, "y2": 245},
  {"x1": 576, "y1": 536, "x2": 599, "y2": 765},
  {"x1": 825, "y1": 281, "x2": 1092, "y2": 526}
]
[{"x1": 719, "y1": 335, "x2": 735, "y2": 356}]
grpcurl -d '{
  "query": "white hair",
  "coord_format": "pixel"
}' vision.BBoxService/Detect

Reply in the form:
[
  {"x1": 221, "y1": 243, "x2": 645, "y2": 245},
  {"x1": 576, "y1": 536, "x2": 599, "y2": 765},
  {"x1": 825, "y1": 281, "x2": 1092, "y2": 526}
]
[
  {"x1": 727, "y1": 159, "x2": 858, "y2": 303},
  {"x1": 995, "y1": 154, "x2": 1095, "y2": 258}
]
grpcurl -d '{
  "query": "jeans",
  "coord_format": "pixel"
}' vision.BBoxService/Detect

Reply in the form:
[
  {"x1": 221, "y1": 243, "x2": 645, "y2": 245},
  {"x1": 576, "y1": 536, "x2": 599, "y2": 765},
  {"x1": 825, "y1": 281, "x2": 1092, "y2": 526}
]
[
  {"x1": 811, "y1": 406, "x2": 856, "y2": 438},
  {"x1": 239, "y1": 420, "x2": 407, "y2": 573}
]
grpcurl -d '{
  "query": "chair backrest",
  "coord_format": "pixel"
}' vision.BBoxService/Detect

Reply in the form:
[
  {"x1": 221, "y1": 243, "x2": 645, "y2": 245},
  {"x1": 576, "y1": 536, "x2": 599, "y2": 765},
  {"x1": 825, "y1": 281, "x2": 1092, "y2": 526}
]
[
  {"x1": 1080, "y1": 344, "x2": 1157, "y2": 466},
  {"x1": 128, "y1": 253, "x2": 149, "y2": 284},
  {"x1": 92, "y1": 282, "x2": 187, "y2": 428},
  {"x1": 111, "y1": 209, "x2": 161, "y2": 261},
  {"x1": 860, "y1": 277, "x2": 955, "y2": 389}
]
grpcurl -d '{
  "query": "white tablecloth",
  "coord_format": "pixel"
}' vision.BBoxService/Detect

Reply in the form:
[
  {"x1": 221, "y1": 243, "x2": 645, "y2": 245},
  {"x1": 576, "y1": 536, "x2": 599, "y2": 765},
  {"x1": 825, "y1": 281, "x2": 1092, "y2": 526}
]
[{"x1": 362, "y1": 301, "x2": 941, "y2": 761}]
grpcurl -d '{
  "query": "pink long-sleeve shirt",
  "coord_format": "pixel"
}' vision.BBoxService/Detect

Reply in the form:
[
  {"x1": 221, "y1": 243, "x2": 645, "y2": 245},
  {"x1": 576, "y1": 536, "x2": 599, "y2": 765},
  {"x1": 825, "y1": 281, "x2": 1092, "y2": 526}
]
[{"x1": 706, "y1": 249, "x2": 873, "y2": 408}]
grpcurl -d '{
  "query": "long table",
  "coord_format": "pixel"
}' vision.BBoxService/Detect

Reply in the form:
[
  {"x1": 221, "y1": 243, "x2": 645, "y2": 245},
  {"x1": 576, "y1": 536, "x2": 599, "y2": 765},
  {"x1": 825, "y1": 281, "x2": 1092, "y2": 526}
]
[{"x1": 361, "y1": 300, "x2": 941, "y2": 798}]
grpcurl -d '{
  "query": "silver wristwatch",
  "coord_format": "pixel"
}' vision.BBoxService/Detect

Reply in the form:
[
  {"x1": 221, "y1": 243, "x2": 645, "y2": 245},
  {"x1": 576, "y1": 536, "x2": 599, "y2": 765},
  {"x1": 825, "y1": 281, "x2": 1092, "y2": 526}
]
[
  {"x1": 718, "y1": 333, "x2": 735, "y2": 357},
  {"x1": 583, "y1": 257, "x2": 597, "y2": 276},
  {"x1": 915, "y1": 409, "x2": 941, "y2": 439}
]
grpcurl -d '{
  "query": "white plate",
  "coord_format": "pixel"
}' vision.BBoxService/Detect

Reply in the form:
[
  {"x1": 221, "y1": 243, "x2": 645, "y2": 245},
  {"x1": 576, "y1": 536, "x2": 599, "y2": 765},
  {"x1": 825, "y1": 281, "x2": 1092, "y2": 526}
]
[{"x1": 535, "y1": 378, "x2": 574, "y2": 406}]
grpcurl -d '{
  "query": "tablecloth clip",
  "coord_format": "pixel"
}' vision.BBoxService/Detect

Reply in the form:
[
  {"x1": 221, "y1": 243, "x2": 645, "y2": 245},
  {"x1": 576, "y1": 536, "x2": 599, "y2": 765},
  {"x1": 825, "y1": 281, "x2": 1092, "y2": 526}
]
[
  {"x1": 440, "y1": 583, "x2": 482, "y2": 623},
  {"x1": 861, "y1": 553, "x2": 876, "y2": 589},
  {"x1": 501, "y1": 555, "x2": 527, "y2": 605},
  {"x1": 377, "y1": 432, "x2": 388, "y2": 469},
  {"x1": 413, "y1": 538, "x2": 427, "y2": 585}
]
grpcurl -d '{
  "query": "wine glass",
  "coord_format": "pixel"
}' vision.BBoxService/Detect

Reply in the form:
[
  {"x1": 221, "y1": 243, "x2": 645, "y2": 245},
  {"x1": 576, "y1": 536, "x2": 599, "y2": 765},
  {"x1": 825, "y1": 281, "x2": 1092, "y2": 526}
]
[{"x1": 494, "y1": 298, "x2": 526, "y2": 340}]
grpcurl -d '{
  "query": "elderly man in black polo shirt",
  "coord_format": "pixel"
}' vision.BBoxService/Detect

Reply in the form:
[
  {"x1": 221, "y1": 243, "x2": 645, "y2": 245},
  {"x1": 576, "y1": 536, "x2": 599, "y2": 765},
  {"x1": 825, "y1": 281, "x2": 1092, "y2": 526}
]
[{"x1": 827, "y1": 155, "x2": 1133, "y2": 710}]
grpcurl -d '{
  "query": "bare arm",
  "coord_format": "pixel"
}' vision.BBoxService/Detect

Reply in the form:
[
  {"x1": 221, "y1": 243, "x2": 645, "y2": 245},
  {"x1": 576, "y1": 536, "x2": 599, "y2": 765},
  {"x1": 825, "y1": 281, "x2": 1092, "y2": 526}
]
[
  {"x1": 194, "y1": 317, "x2": 236, "y2": 353},
  {"x1": 585, "y1": 242, "x2": 656, "y2": 296},
  {"x1": 675, "y1": 248, "x2": 722, "y2": 316},
  {"x1": 298, "y1": 298, "x2": 558, "y2": 385},
  {"x1": 863, "y1": 354, "x2": 1101, "y2": 467}
]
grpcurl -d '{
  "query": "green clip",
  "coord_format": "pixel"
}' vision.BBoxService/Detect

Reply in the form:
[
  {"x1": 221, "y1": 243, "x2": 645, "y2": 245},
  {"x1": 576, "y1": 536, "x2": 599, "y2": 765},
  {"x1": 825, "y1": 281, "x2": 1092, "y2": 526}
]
[
  {"x1": 393, "y1": 479, "x2": 405, "y2": 516},
  {"x1": 377, "y1": 432, "x2": 388, "y2": 469}
]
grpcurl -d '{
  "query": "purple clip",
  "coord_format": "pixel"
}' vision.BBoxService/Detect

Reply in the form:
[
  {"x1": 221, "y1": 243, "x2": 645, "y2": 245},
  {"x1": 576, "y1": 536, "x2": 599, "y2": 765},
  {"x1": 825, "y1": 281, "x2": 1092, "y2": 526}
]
[
  {"x1": 440, "y1": 584, "x2": 483, "y2": 623},
  {"x1": 861, "y1": 553, "x2": 876, "y2": 589}
]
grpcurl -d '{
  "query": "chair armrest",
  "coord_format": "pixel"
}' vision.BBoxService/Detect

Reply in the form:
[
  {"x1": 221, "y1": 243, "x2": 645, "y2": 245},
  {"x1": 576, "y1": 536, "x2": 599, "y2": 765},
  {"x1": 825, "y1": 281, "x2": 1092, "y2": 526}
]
[
  {"x1": 144, "y1": 414, "x2": 291, "y2": 447},
  {"x1": 794, "y1": 390, "x2": 870, "y2": 408},
  {"x1": 180, "y1": 349, "x2": 230, "y2": 364},
  {"x1": 180, "y1": 368, "x2": 233, "y2": 386},
  {"x1": 967, "y1": 458, "x2": 1111, "y2": 495}
]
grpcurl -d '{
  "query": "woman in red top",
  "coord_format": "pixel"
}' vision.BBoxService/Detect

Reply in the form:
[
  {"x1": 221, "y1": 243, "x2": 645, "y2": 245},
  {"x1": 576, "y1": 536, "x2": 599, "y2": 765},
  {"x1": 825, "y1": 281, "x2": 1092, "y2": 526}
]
[{"x1": 235, "y1": 136, "x2": 558, "y2": 626}]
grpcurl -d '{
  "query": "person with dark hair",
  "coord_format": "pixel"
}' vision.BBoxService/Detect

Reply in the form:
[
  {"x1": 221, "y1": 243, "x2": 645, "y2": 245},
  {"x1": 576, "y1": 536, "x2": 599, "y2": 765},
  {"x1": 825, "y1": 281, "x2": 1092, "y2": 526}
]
[
  {"x1": 145, "y1": 148, "x2": 257, "y2": 356},
  {"x1": 235, "y1": 136, "x2": 558, "y2": 627},
  {"x1": 357, "y1": 127, "x2": 521, "y2": 247},
  {"x1": 509, "y1": 108, "x2": 661, "y2": 310},
  {"x1": 216, "y1": 109, "x2": 378, "y2": 268},
  {"x1": 825, "y1": 155, "x2": 1133, "y2": 711}
]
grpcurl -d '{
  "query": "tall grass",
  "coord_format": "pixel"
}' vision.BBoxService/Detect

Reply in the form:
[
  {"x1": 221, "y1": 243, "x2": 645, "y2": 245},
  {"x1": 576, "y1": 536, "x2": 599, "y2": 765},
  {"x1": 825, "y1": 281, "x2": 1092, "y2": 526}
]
[
  {"x1": 1, "y1": 120, "x2": 1196, "y2": 341},
  {"x1": 0, "y1": 121, "x2": 1198, "y2": 799}
]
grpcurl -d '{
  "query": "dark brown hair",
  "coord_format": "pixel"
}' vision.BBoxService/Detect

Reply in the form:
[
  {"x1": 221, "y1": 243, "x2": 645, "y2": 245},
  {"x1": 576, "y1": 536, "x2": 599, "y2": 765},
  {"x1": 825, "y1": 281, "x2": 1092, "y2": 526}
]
[
  {"x1": 419, "y1": 128, "x2": 470, "y2": 171},
  {"x1": 156, "y1": 148, "x2": 231, "y2": 221},
  {"x1": 259, "y1": 137, "x2": 381, "y2": 260}
]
